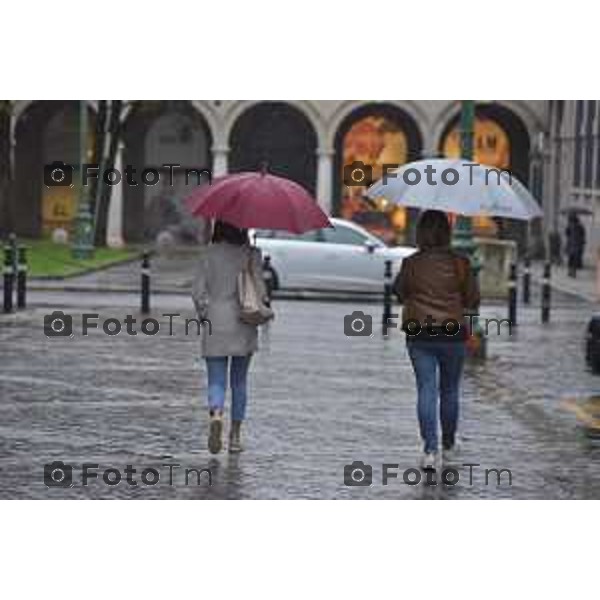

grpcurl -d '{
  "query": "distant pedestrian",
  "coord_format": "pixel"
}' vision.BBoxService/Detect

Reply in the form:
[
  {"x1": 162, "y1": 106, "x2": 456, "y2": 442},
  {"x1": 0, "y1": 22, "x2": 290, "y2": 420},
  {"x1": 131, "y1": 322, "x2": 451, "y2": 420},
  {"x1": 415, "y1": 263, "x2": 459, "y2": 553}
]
[
  {"x1": 565, "y1": 213, "x2": 586, "y2": 277},
  {"x1": 394, "y1": 210, "x2": 480, "y2": 468},
  {"x1": 192, "y1": 220, "x2": 272, "y2": 454}
]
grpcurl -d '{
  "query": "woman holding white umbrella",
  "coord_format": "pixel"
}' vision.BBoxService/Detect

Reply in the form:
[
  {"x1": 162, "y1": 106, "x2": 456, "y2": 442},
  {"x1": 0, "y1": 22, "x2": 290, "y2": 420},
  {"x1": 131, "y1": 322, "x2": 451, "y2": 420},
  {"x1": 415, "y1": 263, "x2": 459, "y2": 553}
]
[
  {"x1": 370, "y1": 158, "x2": 541, "y2": 467},
  {"x1": 394, "y1": 210, "x2": 479, "y2": 467}
]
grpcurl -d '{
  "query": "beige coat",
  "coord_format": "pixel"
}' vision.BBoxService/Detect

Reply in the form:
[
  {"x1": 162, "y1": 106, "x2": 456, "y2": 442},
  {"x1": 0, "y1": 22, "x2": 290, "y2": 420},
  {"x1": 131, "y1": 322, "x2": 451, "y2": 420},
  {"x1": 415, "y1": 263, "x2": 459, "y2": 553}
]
[{"x1": 192, "y1": 242, "x2": 267, "y2": 357}]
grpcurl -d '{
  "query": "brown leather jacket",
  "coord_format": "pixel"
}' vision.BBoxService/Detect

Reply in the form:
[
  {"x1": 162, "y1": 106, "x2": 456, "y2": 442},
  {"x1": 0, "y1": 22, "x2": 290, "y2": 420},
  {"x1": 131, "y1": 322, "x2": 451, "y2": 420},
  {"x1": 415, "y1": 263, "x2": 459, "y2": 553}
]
[{"x1": 394, "y1": 248, "x2": 480, "y2": 334}]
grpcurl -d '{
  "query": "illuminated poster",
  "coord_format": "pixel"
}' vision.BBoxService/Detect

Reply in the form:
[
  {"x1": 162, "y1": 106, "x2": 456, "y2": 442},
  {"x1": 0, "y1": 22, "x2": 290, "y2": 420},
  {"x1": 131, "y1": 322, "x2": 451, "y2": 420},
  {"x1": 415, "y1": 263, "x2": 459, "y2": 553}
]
[
  {"x1": 442, "y1": 118, "x2": 511, "y2": 235},
  {"x1": 340, "y1": 115, "x2": 409, "y2": 244},
  {"x1": 41, "y1": 108, "x2": 94, "y2": 237},
  {"x1": 42, "y1": 186, "x2": 77, "y2": 236}
]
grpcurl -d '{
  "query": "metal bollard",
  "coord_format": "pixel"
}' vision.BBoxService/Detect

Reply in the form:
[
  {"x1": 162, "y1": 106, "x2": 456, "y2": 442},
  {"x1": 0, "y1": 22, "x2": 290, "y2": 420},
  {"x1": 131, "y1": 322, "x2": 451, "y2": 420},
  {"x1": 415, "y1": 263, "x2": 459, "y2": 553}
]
[
  {"x1": 262, "y1": 255, "x2": 275, "y2": 305},
  {"x1": 522, "y1": 256, "x2": 531, "y2": 305},
  {"x1": 17, "y1": 246, "x2": 27, "y2": 309},
  {"x1": 508, "y1": 262, "x2": 517, "y2": 327},
  {"x1": 586, "y1": 316, "x2": 600, "y2": 373},
  {"x1": 541, "y1": 262, "x2": 551, "y2": 324},
  {"x1": 382, "y1": 259, "x2": 393, "y2": 336},
  {"x1": 3, "y1": 243, "x2": 14, "y2": 313},
  {"x1": 141, "y1": 251, "x2": 150, "y2": 314}
]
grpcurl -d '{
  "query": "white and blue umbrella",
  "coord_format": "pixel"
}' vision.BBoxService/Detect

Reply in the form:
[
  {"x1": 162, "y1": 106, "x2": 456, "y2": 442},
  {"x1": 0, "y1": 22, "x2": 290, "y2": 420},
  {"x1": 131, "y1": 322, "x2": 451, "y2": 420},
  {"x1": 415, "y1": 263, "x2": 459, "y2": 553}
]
[{"x1": 367, "y1": 158, "x2": 542, "y2": 221}]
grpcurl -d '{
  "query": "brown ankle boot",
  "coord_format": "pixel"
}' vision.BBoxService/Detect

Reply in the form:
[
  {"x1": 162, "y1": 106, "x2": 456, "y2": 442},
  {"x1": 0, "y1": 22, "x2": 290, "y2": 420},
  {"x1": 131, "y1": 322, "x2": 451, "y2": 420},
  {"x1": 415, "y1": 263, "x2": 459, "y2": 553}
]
[
  {"x1": 208, "y1": 413, "x2": 223, "y2": 454},
  {"x1": 229, "y1": 420, "x2": 243, "y2": 453}
]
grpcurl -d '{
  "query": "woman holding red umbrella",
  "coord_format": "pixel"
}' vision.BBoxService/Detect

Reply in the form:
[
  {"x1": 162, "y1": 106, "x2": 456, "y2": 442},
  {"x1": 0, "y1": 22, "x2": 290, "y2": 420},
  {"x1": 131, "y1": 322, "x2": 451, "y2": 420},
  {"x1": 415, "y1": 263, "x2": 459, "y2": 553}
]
[
  {"x1": 192, "y1": 220, "x2": 270, "y2": 454},
  {"x1": 187, "y1": 167, "x2": 330, "y2": 455}
]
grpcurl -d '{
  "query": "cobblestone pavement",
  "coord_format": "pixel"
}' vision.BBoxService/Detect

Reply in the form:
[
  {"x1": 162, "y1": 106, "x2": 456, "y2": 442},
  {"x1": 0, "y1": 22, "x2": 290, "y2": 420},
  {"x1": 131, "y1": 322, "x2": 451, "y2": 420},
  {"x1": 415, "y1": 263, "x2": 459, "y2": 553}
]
[{"x1": 1, "y1": 287, "x2": 599, "y2": 499}]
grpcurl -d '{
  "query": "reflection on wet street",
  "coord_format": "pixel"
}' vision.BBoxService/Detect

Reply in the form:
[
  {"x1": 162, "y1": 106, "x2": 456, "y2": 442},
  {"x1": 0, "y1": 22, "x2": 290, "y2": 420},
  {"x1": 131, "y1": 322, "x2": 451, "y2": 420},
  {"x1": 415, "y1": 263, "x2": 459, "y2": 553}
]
[{"x1": 1, "y1": 291, "x2": 599, "y2": 498}]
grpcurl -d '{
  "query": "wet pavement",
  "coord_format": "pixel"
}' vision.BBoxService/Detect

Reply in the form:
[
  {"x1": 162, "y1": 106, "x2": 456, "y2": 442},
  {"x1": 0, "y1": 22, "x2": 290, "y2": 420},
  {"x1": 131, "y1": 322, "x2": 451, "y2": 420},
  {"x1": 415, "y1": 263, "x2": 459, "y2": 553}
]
[{"x1": 1, "y1": 286, "x2": 600, "y2": 499}]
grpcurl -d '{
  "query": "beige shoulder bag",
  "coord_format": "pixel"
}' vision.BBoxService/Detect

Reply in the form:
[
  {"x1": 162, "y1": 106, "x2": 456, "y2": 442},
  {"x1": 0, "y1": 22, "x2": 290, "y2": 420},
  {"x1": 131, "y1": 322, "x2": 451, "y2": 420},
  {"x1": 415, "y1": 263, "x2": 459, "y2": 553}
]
[{"x1": 237, "y1": 252, "x2": 274, "y2": 326}]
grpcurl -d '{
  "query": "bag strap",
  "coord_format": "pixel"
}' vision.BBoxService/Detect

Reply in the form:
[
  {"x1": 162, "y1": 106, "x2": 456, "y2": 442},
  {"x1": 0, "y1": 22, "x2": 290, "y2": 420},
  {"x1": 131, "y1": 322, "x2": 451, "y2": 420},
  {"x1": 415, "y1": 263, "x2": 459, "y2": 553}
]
[{"x1": 238, "y1": 246, "x2": 253, "y2": 277}]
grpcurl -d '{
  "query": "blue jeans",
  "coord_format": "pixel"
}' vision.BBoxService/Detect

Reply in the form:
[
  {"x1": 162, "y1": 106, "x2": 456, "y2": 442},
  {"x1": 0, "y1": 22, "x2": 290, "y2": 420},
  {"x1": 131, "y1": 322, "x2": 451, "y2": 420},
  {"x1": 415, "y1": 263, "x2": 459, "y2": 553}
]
[
  {"x1": 406, "y1": 339, "x2": 466, "y2": 454},
  {"x1": 205, "y1": 356, "x2": 252, "y2": 421}
]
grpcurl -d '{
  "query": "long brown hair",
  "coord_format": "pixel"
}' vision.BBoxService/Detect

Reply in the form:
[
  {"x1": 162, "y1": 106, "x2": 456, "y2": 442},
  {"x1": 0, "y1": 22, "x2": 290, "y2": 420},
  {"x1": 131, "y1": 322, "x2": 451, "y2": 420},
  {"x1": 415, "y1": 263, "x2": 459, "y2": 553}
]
[
  {"x1": 211, "y1": 220, "x2": 249, "y2": 246},
  {"x1": 415, "y1": 210, "x2": 451, "y2": 250}
]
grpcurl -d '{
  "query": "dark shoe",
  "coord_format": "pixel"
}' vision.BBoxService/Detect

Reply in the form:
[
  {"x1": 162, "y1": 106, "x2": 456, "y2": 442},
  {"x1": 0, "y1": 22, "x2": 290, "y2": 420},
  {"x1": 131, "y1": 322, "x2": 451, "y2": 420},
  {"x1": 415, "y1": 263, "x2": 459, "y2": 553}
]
[
  {"x1": 208, "y1": 415, "x2": 223, "y2": 454},
  {"x1": 229, "y1": 420, "x2": 244, "y2": 454}
]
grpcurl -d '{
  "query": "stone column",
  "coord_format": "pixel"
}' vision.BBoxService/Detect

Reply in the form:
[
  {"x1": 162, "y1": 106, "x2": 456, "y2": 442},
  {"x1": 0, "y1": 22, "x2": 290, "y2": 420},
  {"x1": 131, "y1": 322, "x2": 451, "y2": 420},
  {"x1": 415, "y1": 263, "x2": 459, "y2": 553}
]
[
  {"x1": 212, "y1": 145, "x2": 229, "y2": 177},
  {"x1": 106, "y1": 143, "x2": 125, "y2": 248},
  {"x1": 316, "y1": 147, "x2": 334, "y2": 214}
]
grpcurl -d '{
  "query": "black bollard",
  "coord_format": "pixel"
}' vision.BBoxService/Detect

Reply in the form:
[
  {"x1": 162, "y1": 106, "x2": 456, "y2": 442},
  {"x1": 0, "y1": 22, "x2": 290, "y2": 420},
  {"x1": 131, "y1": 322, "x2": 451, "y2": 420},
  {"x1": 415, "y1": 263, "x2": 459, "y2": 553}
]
[
  {"x1": 141, "y1": 251, "x2": 150, "y2": 314},
  {"x1": 522, "y1": 256, "x2": 531, "y2": 305},
  {"x1": 585, "y1": 316, "x2": 600, "y2": 373},
  {"x1": 541, "y1": 262, "x2": 551, "y2": 324},
  {"x1": 262, "y1": 255, "x2": 275, "y2": 305},
  {"x1": 3, "y1": 244, "x2": 14, "y2": 313},
  {"x1": 382, "y1": 259, "x2": 393, "y2": 336},
  {"x1": 16, "y1": 246, "x2": 27, "y2": 309},
  {"x1": 508, "y1": 262, "x2": 517, "y2": 327}
]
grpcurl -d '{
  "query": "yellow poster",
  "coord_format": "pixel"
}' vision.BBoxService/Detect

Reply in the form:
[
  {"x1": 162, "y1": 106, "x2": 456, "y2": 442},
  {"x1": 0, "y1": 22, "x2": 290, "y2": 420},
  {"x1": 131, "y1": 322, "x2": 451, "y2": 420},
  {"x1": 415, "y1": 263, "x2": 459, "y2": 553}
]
[
  {"x1": 442, "y1": 118, "x2": 510, "y2": 169},
  {"x1": 42, "y1": 185, "x2": 77, "y2": 235},
  {"x1": 442, "y1": 118, "x2": 511, "y2": 235},
  {"x1": 340, "y1": 115, "x2": 409, "y2": 244}
]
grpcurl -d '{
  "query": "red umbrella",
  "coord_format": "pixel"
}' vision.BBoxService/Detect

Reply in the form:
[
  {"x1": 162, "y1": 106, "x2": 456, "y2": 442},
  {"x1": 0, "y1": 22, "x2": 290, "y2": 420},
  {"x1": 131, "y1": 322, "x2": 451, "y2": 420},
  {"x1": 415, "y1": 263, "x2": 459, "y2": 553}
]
[{"x1": 185, "y1": 170, "x2": 331, "y2": 233}]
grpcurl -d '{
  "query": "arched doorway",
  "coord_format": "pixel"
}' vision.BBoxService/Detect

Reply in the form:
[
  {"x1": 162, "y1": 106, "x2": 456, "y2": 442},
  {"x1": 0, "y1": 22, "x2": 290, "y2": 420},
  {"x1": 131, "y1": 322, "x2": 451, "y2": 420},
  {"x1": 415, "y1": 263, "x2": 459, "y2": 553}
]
[
  {"x1": 228, "y1": 102, "x2": 317, "y2": 194},
  {"x1": 14, "y1": 101, "x2": 94, "y2": 238},
  {"x1": 333, "y1": 103, "x2": 423, "y2": 245},
  {"x1": 122, "y1": 101, "x2": 212, "y2": 243},
  {"x1": 439, "y1": 103, "x2": 532, "y2": 243}
]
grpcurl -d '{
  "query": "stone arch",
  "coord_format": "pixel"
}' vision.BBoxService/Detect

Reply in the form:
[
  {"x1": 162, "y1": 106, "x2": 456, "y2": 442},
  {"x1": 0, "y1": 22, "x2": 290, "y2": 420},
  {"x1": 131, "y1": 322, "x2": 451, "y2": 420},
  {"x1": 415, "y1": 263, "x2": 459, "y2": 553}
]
[
  {"x1": 224, "y1": 100, "x2": 325, "y2": 151},
  {"x1": 121, "y1": 100, "x2": 213, "y2": 242},
  {"x1": 13, "y1": 101, "x2": 96, "y2": 237},
  {"x1": 331, "y1": 102, "x2": 424, "y2": 244},
  {"x1": 326, "y1": 100, "x2": 427, "y2": 151},
  {"x1": 436, "y1": 102, "x2": 532, "y2": 184},
  {"x1": 227, "y1": 101, "x2": 319, "y2": 194},
  {"x1": 436, "y1": 102, "x2": 535, "y2": 247}
]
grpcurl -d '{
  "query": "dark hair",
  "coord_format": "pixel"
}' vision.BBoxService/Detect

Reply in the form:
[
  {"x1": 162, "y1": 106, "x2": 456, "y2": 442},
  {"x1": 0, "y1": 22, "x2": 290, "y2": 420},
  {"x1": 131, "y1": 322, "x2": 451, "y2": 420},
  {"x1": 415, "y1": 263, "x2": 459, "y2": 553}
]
[
  {"x1": 211, "y1": 220, "x2": 249, "y2": 246},
  {"x1": 416, "y1": 210, "x2": 451, "y2": 250}
]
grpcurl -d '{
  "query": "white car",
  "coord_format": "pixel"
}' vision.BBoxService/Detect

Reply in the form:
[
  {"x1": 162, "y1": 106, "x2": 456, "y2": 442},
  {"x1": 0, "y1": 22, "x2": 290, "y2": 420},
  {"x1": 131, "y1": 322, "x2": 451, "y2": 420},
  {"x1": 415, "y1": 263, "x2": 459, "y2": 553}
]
[{"x1": 253, "y1": 218, "x2": 416, "y2": 293}]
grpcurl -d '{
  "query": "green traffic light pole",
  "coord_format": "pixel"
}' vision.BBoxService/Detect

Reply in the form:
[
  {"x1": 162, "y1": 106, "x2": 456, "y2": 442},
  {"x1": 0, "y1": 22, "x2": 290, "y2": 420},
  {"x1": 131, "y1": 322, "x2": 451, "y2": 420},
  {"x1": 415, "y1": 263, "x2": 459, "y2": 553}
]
[
  {"x1": 71, "y1": 100, "x2": 94, "y2": 260},
  {"x1": 452, "y1": 100, "x2": 486, "y2": 359}
]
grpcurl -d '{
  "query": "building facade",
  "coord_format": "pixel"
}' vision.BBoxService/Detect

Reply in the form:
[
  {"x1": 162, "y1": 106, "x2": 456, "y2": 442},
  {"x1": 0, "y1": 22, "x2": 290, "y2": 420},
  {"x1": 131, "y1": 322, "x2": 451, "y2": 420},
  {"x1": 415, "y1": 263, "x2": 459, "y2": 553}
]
[
  {"x1": 3, "y1": 100, "x2": 549, "y2": 250},
  {"x1": 544, "y1": 100, "x2": 600, "y2": 263}
]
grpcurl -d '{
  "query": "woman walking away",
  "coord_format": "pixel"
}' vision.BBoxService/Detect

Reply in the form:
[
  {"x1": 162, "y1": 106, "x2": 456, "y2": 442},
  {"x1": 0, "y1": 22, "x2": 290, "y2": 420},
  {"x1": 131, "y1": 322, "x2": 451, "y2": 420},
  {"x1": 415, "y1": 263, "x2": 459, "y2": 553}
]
[
  {"x1": 394, "y1": 210, "x2": 480, "y2": 468},
  {"x1": 192, "y1": 220, "x2": 272, "y2": 454}
]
